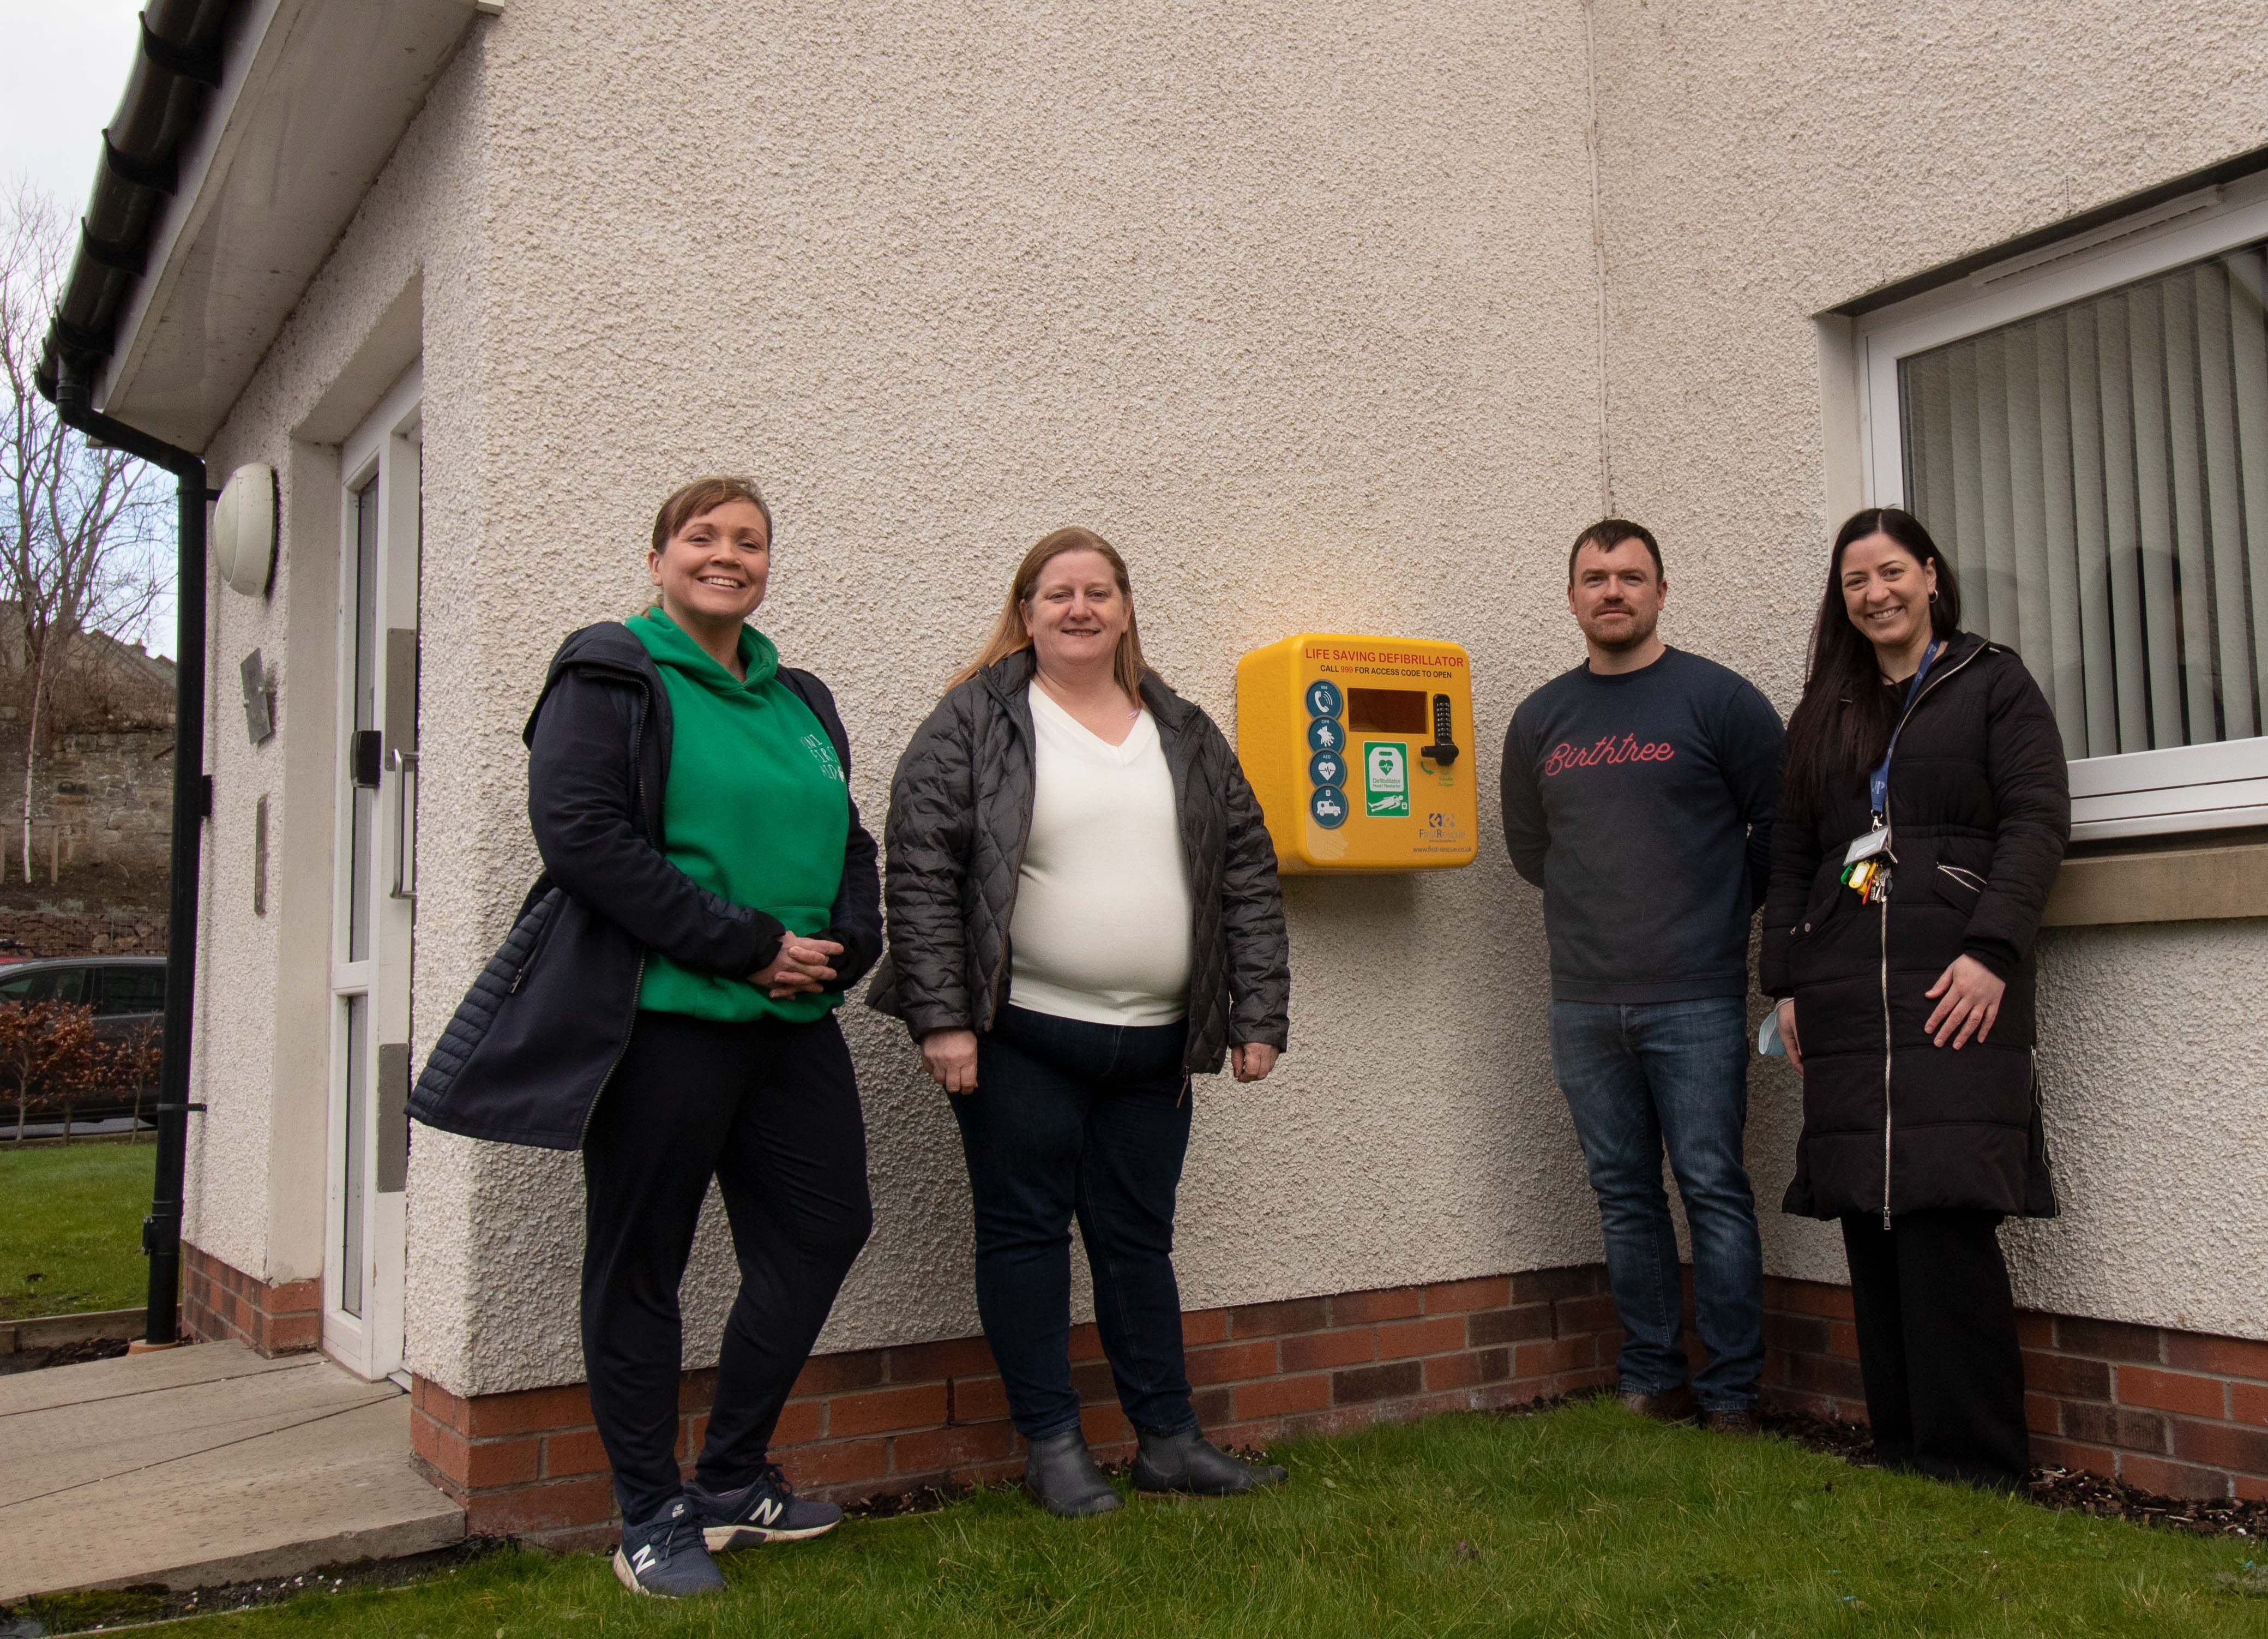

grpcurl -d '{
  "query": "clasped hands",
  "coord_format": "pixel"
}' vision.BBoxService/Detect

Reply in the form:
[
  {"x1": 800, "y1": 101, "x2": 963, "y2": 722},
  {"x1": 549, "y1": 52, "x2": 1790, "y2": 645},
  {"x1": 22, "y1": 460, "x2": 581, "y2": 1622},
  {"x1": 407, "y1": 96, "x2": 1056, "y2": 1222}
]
[
  {"x1": 750, "y1": 934, "x2": 844, "y2": 999},
  {"x1": 918, "y1": 1028, "x2": 1277, "y2": 1095},
  {"x1": 1774, "y1": 953, "x2": 2006, "y2": 1076}
]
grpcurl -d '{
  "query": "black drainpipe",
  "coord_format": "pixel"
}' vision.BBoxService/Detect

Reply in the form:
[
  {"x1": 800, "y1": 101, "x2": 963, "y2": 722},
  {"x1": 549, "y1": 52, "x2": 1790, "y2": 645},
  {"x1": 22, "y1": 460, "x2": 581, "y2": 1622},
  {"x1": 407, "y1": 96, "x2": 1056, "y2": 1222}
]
[{"x1": 53, "y1": 359, "x2": 209, "y2": 1350}]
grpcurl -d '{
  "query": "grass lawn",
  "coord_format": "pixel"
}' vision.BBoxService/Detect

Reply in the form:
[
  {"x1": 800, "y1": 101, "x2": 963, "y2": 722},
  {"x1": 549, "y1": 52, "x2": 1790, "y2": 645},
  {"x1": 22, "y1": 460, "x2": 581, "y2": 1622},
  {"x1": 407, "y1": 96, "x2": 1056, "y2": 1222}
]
[
  {"x1": 166, "y1": 1400, "x2": 2265, "y2": 1637},
  {"x1": 0, "y1": 1139, "x2": 154, "y2": 1320}
]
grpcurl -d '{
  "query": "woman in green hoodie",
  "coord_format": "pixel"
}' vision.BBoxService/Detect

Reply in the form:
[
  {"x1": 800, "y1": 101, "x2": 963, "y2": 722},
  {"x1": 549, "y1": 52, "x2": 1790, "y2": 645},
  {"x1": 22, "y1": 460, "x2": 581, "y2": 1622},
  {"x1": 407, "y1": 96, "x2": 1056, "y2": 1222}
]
[{"x1": 459, "y1": 476, "x2": 879, "y2": 1598}]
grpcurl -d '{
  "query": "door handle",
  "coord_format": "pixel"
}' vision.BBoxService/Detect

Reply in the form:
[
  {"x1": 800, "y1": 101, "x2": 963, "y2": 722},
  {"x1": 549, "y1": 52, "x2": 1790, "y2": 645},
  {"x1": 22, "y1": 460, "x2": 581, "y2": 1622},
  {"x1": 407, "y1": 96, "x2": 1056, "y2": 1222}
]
[{"x1": 389, "y1": 748, "x2": 418, "y2": 900}]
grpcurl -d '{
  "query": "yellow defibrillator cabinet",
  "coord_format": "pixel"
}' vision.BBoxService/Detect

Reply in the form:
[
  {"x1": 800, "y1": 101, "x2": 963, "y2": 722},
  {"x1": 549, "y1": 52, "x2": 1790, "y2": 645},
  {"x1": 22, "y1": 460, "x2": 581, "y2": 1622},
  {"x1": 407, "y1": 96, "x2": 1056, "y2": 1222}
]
[{"x1": 1235, "y1": 634, "x2": 1477, "y2": 874}]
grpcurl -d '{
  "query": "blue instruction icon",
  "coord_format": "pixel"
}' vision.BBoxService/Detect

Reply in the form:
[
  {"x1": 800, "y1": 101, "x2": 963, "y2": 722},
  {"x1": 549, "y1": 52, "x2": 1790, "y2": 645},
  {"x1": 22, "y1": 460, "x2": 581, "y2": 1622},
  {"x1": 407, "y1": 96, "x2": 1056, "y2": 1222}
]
[
  {"x1": 1305, "y1": 680, "x2": 1344, "y2": 719},
  {"x1": 1308, "y1": 749, "x2": 1347, "y2": 788},
  {"x1": 1308, "y1": 785, "x2": 1349, "y2": 828},
  {"x1": 1306, "y1": 717, "x2": 1345, "y2": 754}
]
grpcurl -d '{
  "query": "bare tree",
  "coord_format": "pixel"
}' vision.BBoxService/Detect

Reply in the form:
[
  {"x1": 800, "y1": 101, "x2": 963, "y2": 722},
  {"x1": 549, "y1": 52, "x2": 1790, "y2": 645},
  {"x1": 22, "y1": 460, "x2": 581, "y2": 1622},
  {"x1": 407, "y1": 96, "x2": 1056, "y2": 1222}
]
[{"x1": 0, "y1": 180, "x2": 172, "y2": 880}]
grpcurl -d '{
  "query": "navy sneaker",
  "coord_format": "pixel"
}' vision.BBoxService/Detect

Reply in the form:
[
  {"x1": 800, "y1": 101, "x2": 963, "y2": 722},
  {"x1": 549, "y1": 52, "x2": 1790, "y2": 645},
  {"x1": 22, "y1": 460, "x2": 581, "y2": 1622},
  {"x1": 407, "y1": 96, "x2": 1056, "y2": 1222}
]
[
  {"x1": 612, "y1": 1496, "x2": 726, "y2": 1598},
  {"x1": 686, "y1": 1462, "x2": 844, "y2": 1551}
]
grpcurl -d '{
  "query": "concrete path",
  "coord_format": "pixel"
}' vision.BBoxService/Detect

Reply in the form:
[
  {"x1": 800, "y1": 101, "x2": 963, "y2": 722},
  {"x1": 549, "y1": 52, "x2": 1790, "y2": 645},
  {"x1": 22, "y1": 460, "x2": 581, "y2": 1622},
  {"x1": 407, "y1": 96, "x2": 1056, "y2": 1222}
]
[{"x1": 0, "y1": 1342, "x2": 464, "y2": 1604}]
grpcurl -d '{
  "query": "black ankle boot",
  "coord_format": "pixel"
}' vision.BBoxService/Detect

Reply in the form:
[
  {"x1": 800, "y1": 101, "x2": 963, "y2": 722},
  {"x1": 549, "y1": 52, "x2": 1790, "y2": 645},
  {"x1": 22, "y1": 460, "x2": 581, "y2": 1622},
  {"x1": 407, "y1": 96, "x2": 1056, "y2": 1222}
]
[
  {"x1": 1022, "y1": 1430, "x2": 1122, "y2": 1518},
  {"x1": 1132, "y1": 1426, "x2": 1288, "y2": 1496}
]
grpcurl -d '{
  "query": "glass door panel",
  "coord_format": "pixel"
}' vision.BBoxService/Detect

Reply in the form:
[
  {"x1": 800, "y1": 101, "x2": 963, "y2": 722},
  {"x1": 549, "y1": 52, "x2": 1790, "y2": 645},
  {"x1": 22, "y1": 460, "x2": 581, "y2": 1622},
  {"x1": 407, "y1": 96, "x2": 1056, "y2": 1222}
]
[{"x1": 327, "y1": 364, "x2": 421, "y2": 1380}]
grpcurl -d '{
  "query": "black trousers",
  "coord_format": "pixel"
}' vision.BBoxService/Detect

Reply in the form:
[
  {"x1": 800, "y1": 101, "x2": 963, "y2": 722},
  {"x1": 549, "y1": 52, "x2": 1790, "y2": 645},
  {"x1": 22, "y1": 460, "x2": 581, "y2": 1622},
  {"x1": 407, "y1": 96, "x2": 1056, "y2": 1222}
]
[
  {"x1": 1840, "y1": 1209, "x2": 2029, "y2": 1491},
  {"x1": 949, "y1": 1006, "x2": 1195, "y2": 1441},
  {"x1": 581, "y1": 1009, "x2": 871, "y2": 1524}
]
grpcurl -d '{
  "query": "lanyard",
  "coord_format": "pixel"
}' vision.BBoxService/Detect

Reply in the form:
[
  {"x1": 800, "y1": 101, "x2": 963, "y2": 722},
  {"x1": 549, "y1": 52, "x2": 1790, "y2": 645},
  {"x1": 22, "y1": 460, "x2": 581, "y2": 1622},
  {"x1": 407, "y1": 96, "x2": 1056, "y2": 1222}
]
[{"x1": 1868, "y1": 638, "x2": 1941, "y2": 822}]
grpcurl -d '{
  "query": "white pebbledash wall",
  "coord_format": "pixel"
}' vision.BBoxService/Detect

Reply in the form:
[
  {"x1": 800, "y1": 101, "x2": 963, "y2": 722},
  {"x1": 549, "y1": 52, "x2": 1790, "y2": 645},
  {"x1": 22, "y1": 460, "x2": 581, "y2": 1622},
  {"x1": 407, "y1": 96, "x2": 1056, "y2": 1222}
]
[
  {"x1": 182, "y1": 51, "x2": 490, "y2": 1301},
  {"x1": 1587, "y1": 0, "x2": 2268, "y2": 1338},
  {"x1": 181, "y1": 0, "x2": 2268, "y2": 1400},
  {"x1": 399, "y1": 0, "x2": 1615, "y2": 1395}
]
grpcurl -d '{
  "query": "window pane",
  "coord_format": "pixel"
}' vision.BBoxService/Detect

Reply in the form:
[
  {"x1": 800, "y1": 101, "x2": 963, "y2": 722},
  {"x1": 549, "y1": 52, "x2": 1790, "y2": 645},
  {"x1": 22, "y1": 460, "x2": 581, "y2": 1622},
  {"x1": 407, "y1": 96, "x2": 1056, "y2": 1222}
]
[
  {"x1": 100, "y1": 966, "x2": 166, "y2": 1016},
  {"x1": 347, "y1": 481, "x2": 380, "y2": 962},
  {"x1": 1901, "y1": 244, "x2": 2268, "y2": 759}
]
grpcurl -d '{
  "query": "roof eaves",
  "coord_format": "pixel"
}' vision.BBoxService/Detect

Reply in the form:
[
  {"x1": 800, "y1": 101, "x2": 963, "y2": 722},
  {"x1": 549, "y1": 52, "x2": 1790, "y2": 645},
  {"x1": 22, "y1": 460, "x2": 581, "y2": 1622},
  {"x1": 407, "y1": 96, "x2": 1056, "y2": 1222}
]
[{"x1": 34, "y1": 0, "x2": 245, "y2": 409}]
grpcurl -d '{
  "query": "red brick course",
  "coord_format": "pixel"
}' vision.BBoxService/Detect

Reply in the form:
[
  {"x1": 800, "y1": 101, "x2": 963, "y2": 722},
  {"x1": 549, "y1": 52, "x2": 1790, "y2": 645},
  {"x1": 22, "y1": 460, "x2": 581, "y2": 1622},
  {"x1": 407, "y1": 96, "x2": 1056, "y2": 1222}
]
[
  {"x1": 405, "y1": 1264, "x2": 2268, "y2": 1546},
  {"x1": 1761, "y1": 1273, "x2": 2268, "y2": 1502},
  {"x1": 179, "y1": 1242, "x2": 320, "y2": 1357},
  {"x1": 407, "y1": 1263, "x2": 1621, "y2": 1547}
]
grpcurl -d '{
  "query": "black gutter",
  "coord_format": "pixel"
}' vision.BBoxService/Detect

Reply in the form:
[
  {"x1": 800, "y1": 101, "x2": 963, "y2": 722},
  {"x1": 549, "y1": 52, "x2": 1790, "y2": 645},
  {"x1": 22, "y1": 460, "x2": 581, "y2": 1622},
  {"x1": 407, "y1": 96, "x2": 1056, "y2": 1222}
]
[
  {"x1": 38, "y1": 0, "x2": 239, "y2": 1350},
  {"x1": 34, "y1": 0, "x2": 237, "y2": 404}
]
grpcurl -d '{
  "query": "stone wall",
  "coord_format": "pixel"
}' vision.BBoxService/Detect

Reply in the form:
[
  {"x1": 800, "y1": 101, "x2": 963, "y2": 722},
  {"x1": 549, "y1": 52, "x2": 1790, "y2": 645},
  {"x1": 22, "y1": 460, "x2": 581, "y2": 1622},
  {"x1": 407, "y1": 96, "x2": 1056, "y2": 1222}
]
[
  {"x1": 0, "y1": 902, "x2": 165, "y2": 961},
  {"x1": 0, "y1": 727, "x2": 174, "y2": 878}
]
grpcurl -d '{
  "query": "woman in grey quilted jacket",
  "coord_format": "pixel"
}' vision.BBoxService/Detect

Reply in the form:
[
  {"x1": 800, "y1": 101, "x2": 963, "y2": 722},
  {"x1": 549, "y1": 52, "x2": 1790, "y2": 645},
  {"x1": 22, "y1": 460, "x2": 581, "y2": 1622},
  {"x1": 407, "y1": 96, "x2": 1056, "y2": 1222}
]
[{"x1": 868, "y1": 526, "x2": 1291, "y2": 1518}]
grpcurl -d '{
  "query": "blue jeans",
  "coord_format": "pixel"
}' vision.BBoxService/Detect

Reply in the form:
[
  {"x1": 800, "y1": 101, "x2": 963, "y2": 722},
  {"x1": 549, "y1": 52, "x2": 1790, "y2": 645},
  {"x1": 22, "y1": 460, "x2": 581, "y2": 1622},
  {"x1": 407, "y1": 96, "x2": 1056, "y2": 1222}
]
[
  {"x1": 949, "y1": 1006, "x2": 1196, "y2": 1440},
  {"x1": 1548, "y1": 998, "x2": 1764, "y2": 1410}
]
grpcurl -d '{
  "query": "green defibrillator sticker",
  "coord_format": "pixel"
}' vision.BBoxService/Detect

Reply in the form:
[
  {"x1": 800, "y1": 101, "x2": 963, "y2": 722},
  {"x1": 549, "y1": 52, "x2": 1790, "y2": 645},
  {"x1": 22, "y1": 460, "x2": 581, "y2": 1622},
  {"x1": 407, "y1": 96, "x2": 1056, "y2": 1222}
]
[{"x1": 1362, "y1": 741, "x2": 1409, "y2": 817}]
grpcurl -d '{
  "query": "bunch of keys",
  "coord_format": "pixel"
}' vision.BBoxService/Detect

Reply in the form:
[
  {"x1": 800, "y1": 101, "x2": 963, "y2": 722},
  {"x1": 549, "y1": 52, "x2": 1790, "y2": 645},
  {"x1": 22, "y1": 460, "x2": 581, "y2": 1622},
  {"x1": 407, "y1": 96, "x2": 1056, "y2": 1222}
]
[{"x1": 1840, "y1": 857, "x2": 1888, "y2": 903}]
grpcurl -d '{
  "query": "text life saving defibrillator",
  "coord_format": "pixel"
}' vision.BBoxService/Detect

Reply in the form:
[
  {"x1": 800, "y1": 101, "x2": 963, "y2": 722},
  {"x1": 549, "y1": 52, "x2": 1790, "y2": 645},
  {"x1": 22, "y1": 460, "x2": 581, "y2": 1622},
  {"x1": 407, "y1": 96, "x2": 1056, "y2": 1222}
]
[{"x1": 1234, "y1": 634, "x2": 1478, "y2": 874}]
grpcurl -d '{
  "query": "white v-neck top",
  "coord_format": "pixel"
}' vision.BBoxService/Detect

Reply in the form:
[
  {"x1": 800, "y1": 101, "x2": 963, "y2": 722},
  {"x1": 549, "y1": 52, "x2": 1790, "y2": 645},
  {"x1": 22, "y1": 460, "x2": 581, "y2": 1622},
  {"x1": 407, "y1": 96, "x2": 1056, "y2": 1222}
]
[{"x1": 1008, "y1": 682, "x2": 1194, "y2": 1026}]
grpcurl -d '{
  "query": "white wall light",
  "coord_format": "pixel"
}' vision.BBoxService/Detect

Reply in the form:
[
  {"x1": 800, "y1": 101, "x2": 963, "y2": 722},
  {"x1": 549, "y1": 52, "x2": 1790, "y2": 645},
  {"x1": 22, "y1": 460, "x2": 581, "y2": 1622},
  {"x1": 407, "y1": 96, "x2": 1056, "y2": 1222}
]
[{"x1": 213, "y1": 463, "x2": 278, "y2": 597}]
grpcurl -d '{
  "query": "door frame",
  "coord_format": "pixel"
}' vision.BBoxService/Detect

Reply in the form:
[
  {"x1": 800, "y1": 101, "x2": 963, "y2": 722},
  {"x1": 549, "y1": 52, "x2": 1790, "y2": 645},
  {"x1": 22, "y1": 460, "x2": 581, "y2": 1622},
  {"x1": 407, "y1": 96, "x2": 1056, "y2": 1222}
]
[{"x1": 321, "y1": 361, "x2": 422, "y2": 1380}]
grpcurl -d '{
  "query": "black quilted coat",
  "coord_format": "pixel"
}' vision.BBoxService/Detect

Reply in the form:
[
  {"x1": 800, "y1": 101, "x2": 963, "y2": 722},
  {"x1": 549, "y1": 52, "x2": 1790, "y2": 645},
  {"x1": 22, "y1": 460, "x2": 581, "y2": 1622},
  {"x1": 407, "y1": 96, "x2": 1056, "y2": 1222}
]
[
  {"x1": 865, "y1": 650, "x2": 1290, "y2": 1074},
  {"x1": 1760, "y1": 632, "x2": 2068, "y2": 1224},
  {"x1": 407, "y1": 622, "x2": 881, "y2": 1150}
]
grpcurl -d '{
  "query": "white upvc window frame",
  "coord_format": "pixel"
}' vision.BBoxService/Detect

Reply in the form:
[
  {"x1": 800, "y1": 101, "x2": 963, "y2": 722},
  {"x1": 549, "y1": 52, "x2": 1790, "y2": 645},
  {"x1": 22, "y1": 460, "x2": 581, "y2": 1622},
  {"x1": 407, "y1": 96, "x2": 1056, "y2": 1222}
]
[{"x1": 1854, "y1": 171, "x2": 2268, "y2": 843}]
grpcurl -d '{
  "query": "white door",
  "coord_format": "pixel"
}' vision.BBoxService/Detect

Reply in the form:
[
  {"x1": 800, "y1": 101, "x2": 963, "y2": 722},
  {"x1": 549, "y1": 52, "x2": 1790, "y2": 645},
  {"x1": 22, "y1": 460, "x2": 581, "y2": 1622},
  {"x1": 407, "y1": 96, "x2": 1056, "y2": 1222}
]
[{"x1": 324, "y1": 364, "x2": 422, "y2": 1380}]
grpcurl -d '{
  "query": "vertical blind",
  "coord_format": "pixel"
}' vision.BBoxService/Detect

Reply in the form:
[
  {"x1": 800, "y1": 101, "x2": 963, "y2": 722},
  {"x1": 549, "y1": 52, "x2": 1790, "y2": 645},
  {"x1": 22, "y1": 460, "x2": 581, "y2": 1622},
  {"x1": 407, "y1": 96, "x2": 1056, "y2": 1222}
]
[{"x1": 1900, "y1": 245, "x2": 2268, "y2": 761}]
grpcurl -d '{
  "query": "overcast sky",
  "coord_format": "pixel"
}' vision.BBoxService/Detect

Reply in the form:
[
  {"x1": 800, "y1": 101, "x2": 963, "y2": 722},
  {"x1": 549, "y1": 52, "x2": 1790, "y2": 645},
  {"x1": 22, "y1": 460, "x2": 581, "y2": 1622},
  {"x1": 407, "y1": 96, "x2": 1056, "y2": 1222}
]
[
  {"x1": 3, "y1": 0, "x2": 179, "y2": 657},
  {"x1": 2, "y1": 0, "x2": 145, "y2": 212}
]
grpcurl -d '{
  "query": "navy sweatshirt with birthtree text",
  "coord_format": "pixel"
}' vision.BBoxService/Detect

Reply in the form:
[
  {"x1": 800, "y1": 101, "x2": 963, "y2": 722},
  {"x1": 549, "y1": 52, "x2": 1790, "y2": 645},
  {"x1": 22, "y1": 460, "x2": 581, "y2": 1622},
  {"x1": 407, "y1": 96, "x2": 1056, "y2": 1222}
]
[{"x1": 1501, "y1": 647, "x2": 1783, "y2": 1004}]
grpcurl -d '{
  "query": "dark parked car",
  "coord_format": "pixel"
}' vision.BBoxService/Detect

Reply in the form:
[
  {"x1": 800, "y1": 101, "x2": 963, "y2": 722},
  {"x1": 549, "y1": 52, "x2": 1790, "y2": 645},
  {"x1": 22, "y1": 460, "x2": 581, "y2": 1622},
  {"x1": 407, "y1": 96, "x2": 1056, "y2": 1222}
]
[{"x1": 0, "y1": 956, "x2": 166, "y2": 1124}]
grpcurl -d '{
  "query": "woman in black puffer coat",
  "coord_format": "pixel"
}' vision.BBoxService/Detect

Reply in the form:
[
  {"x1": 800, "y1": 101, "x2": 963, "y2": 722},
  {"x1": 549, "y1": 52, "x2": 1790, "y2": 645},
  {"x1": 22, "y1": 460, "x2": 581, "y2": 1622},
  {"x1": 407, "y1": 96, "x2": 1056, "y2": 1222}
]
[{"x1": 1762, "y1": 507, "x2": 2068, "y2": 1491}]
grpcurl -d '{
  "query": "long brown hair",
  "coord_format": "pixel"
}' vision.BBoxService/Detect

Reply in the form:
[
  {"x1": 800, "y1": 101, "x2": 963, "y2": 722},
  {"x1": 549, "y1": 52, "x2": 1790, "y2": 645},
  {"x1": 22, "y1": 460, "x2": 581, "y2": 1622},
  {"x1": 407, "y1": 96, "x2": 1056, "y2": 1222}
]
[
  {"x1": 1781, "y1": 507, "x2": 1963, "y2": 818},
  {"x1": 952, "y1": 526, "x2": 1154, "y2": 698}
]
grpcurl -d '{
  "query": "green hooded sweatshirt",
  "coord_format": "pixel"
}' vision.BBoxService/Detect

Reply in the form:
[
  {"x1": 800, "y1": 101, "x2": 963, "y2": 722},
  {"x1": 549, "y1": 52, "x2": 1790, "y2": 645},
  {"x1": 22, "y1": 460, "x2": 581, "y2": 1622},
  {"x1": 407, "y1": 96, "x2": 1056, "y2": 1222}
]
[{"x1": 627, "y1": 605, "x2": 849, "y2": 1023}]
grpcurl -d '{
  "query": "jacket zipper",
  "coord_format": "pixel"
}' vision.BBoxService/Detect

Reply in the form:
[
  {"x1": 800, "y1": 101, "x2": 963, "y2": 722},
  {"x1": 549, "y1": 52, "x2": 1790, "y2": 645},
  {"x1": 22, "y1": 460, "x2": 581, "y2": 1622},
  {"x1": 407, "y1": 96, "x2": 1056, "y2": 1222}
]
[
  {"x1": 1878, "y1": 880, "x2": 1893, "y2": 1231},
  {"x1": 579, "y1": 690, "x2": 652, "y2": 1147},
  {"x1": 1163, "y1": 703, "x2": 1205, "y2": 1095},
  {"x1": 1878, "y1": 640, "x2": 1986, "y2": 852},
  {"x1": 1875, "y1": 638, "x2": 1988, "y2": 1231},
  {"x1": 985, "y1": 686, "x2": 1039, "y2": 1028}
]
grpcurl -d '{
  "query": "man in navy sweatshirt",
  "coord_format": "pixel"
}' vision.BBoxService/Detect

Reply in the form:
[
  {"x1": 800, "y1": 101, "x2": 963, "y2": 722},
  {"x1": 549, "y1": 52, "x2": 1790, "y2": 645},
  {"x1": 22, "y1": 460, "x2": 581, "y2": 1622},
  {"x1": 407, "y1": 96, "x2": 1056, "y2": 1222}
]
[{"x1": 1501, "y1": 519, "x2": 1783, "y2": 1432}]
